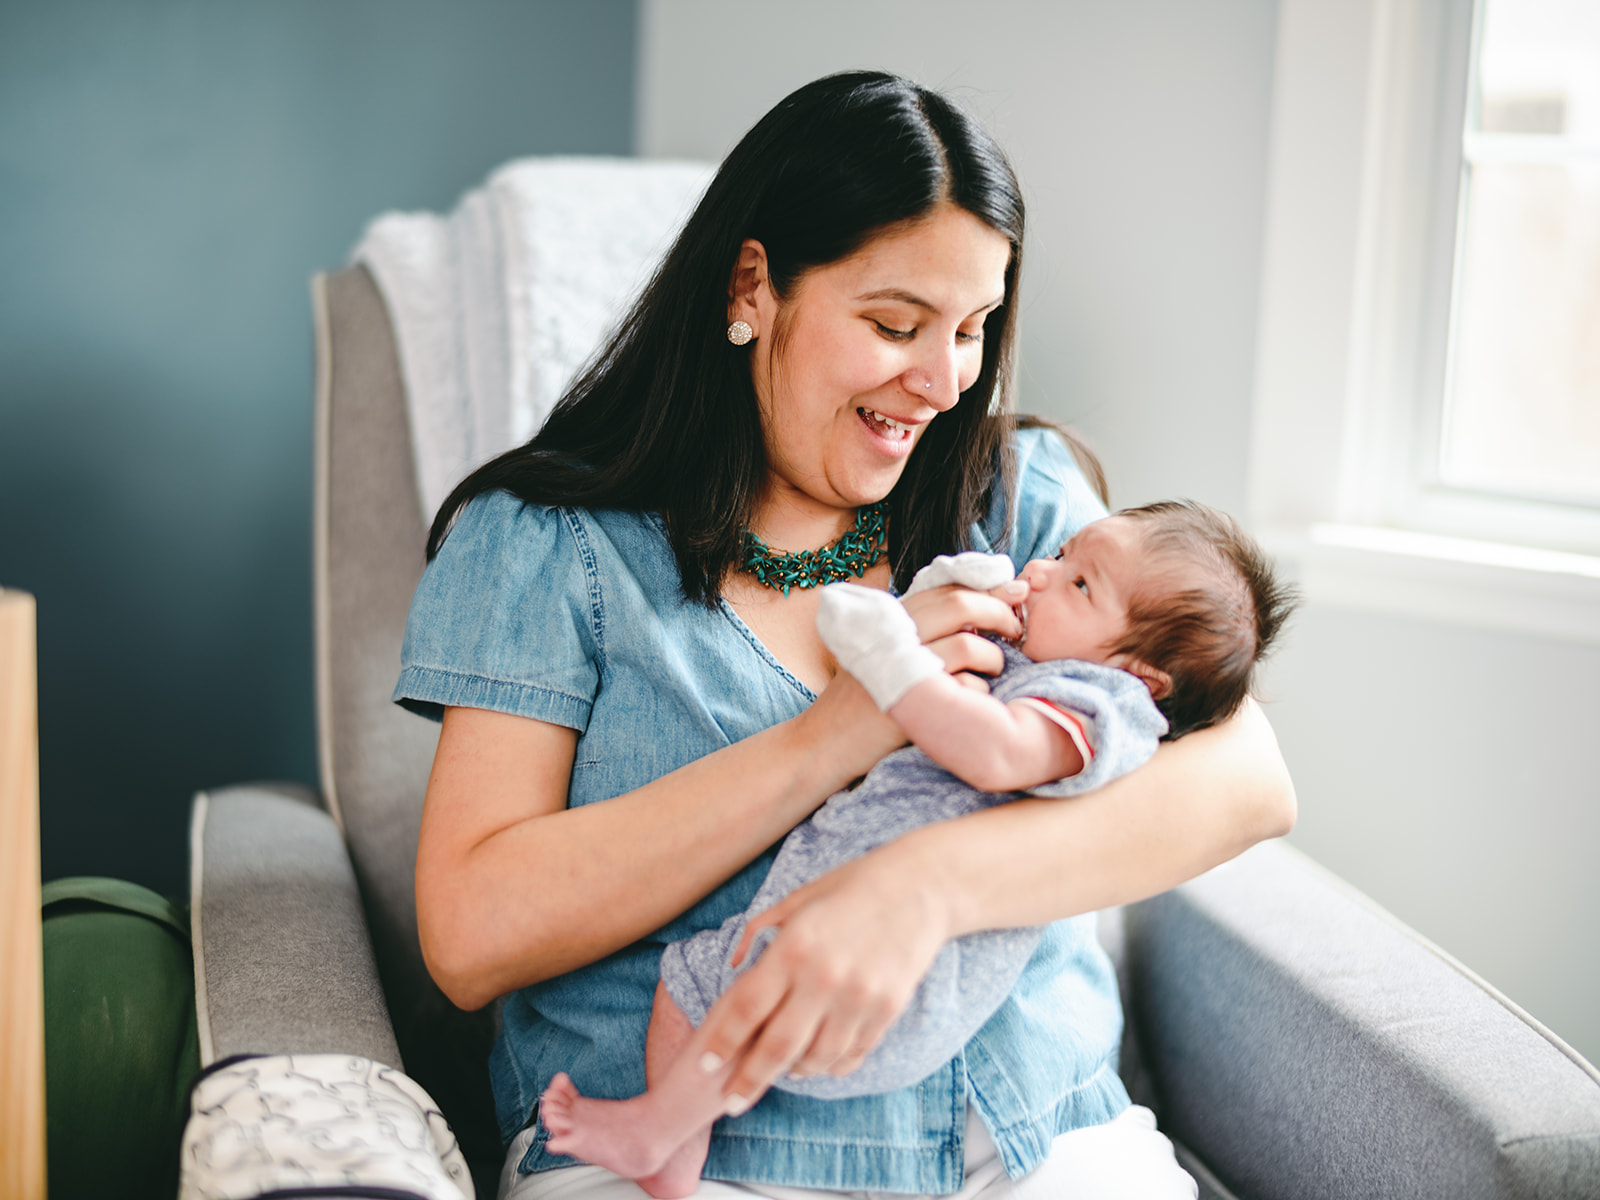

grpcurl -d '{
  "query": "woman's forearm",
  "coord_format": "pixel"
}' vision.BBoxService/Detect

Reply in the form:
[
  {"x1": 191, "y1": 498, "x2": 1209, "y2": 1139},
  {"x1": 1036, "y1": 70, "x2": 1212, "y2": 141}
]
[
  {"x1": 889, "y1": 696, "x2": 1297, "y2": 940},
  {"x1": 417, "y1": 684, "x2": 898, "y2": 1010}
]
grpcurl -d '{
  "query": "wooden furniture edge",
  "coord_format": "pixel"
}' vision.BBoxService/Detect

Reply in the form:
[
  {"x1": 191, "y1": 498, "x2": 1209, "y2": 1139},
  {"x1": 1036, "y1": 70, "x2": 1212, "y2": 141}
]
[{"x1": 0, "y1": 589, "x2": 45, "y2": 1199}]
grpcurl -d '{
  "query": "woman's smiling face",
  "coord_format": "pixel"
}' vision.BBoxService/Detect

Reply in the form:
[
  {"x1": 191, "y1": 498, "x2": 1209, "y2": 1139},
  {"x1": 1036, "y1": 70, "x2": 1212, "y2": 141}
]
[{"x1": 734, "y1": 204, "x2": 1012, "y2": 514}]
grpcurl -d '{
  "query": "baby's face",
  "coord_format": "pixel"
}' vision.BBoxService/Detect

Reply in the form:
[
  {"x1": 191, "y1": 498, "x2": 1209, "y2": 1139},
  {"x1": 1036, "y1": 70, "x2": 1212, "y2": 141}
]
[{"x1": 1014, "y1": 515, "x2": 1148, "y2": 665}]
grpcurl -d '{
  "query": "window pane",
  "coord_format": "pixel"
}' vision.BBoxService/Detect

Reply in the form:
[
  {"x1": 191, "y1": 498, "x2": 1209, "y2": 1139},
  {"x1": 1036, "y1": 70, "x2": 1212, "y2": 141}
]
[
  {"x1": 1474, "y1": 0, "x2": 1600, "y2": 141},
  {"x1": 1441, "y1": 0, "x2": 1600, "y2": 507},
  {"x1": 1443, "y1": 161, "x2": 1600, "y2": 505}
]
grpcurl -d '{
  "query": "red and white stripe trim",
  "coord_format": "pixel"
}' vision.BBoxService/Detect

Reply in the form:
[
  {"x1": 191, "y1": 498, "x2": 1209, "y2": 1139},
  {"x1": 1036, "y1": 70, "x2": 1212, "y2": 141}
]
[{"x1": 1017, "y1": 697, "x2": 1095, "y2": 765}]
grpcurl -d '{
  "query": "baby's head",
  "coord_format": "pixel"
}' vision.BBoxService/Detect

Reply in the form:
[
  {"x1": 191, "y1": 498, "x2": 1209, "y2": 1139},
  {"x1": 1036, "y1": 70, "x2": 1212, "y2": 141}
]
[{"x1": 1015, "y1": 500, "x2": 1295, "y2": 738}]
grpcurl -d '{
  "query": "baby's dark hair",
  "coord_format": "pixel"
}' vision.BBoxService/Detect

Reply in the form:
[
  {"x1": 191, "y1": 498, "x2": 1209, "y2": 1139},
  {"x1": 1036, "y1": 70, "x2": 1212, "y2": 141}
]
[{"x1": 1110, "y1": 500, "x2": 1297, "y2": 739}]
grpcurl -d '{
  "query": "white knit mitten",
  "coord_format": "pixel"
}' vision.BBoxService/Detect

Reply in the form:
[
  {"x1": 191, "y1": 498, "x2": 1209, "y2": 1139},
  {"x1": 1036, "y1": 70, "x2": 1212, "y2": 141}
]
[
  {"x1": 817, "y1": 583, "x2": 944, "y2": 711},
  {"x1": 905, "y1": 552, "x2": 1017, "y2": 597}
]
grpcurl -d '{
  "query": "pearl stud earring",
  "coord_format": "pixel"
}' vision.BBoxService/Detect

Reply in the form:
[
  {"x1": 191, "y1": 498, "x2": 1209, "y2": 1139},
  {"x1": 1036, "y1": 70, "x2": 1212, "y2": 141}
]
[{"x1": 727, "y1": 320, "x2": 754, "y2": 346}]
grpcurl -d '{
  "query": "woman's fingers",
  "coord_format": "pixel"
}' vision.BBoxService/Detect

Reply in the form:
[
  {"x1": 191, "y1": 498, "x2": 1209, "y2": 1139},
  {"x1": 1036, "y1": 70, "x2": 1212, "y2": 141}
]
[
  {"x1": 720, "y1": 928, "x2": 917, "y2": 1099},
  {"x1": 731, "y1": 892, "x2": 801, "y2": 967},
  {"x1": 902, "y1": 583, "x2": 1024, "y2": 644},
  {"x1": 902, "y1": 584, "x2": 1018, "y2": 686},
  {"x1": 785, "y1": 990, "x2": 889, "y2": 1079},
  {"x1": 988, "y1": 579, "x2": 1031, "y2": 605},
  {"x1": 785, "y1": 955, "x2": 905, "y2": 1078},
  {"x1": 927, "y1": 630, "x2": 1006, "y2": 679},
  {"x1": 758, "y1": 943, "x2": 865, "y2": 1082},
  {"x1": 695, "y1": 961, "x2": 803, "y2": 1096},
  {"x1": 698, "y1": 948, "x2": 829, "y2": 1105},
  {"x1": 718, "y1": 953, "x2": 852, "y2": 1100},
  {"x1": 814, "y1": 991, "x2": 901, "y2": 1079},
  {"x1": 785, "y1": 1009, "x2": 862, "y2": 1078},
  {"x1": 699, "y1": 849, "x2": 951, "y2": 1105}
]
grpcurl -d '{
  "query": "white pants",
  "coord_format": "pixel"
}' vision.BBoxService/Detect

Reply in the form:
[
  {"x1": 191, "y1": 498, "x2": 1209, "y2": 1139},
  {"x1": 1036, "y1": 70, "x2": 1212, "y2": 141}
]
[{"x1": 499, "y1": 1105, "x2": 1197, "y2": 1200}]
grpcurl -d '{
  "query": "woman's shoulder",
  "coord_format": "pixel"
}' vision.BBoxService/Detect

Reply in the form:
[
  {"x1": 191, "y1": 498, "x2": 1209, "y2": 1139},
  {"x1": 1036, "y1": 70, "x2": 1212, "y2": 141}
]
[
  {"x1": 398, "y1": 491, "x2": 621, "y2": 725},
  {"x1": 1012, "y1": 425, "x2": 1102, "y2": 508},
  {"x1": 976, "y1": 426, "x2": 1110, "y2": 562},
  {"x1": 438, "y1": 491, "x2": 659, "y2": 568},
  {"x1": 421, "y1": 490, "x2": 576, "y2": 595},
  {"x1": 444, "y1": 486, "x2": 567, "y2": 542}
]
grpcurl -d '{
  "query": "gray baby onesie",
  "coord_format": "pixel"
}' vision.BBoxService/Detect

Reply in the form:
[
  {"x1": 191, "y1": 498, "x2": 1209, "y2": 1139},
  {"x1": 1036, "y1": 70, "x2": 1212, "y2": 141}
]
[{"x1": 658, "y1": 646, "x2": 1167, "y2": 1100}]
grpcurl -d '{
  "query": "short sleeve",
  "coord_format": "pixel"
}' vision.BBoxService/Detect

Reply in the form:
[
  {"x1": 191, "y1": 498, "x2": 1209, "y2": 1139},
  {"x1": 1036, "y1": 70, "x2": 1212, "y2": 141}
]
[
  {"x1": 1006, "y1": 661, "x2": 1167, "y2": 798},
  {"x1": 975, "y1": 427, "x2": 1110, "y2": 564},
  {"x1": 393, "y1": 491, "x2": 601, "y2": 730}
]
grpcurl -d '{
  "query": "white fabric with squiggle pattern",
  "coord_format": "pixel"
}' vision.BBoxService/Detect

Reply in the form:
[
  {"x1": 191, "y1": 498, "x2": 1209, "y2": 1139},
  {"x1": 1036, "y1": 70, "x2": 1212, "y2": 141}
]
[{"x1": 178, "y1": 1053, "x2": 473, "y2": 1200}]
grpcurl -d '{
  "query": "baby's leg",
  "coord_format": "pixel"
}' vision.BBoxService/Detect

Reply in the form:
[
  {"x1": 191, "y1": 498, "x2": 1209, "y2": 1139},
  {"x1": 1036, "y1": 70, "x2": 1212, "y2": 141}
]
[
  {"x1": 634, "y1": 983, "x2": 717, "y2": 1198},
  {"x1": 539, "y1": 982, "x2": 734, "y2": 1199}
]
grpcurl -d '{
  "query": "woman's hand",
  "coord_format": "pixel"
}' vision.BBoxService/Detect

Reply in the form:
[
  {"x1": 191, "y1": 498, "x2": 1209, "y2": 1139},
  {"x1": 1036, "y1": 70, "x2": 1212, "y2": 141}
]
[
  {"x1": 901, "y1": 579, "x2": 1027, "y2": 690},
  {"x1": 693, "y1": 838, "x2": 949, "y2": 1106},
  {"x1": 801, "y1": 579, "x2": 1029, "y2": 777}
]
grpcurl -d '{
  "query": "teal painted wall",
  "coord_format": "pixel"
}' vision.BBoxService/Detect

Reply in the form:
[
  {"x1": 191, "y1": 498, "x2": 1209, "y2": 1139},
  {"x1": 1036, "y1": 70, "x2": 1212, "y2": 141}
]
[{"x1": 0, "y1": 1, "x2": 638, "y2": 895}]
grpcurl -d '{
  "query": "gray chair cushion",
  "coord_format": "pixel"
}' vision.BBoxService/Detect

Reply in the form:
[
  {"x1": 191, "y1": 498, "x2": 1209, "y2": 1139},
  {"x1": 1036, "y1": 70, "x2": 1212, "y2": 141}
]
[
  {"x1": 1124, "y1": 841, "x2": 1600, "y2": 1199},
  {"x1": 190, "y1": 783, "x2": 399, "y2": 1067}
]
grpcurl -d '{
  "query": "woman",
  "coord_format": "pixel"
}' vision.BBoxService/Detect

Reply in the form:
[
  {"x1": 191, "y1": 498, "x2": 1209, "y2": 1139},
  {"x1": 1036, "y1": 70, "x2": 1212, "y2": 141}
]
[{"x1": 399, "y1": 72, "x2": 1294, "y2": 1198}]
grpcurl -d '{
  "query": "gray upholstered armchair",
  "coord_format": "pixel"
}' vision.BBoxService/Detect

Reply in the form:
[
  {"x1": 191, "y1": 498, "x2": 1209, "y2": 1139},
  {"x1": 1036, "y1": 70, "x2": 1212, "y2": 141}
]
[{"x1": 186, "y1": 254, "x2": 1600, "y2": 1199}]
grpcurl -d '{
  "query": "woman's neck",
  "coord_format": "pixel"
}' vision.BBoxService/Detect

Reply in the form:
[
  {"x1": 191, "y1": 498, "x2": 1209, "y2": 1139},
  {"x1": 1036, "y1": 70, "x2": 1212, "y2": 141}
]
[{"x1": 747, "y1": 483, "x2": 860, "y2": 553}]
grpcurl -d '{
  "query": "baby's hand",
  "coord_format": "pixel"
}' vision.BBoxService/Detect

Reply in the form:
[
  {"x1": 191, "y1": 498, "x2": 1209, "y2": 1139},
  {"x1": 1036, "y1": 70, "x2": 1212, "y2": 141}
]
[
  {"x1": 817, "y1": 583, "x2": 944, "y2": 711},
  {"x1": 904, "y1": 552, "x2": 1017, "y2": 597}
]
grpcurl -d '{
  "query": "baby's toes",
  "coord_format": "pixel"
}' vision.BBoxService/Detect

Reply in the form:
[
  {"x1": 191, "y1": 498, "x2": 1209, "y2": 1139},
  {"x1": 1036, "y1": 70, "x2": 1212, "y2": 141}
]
[{"x1": 540, "y1": 1073, "x2": 578, "y2": 1133}]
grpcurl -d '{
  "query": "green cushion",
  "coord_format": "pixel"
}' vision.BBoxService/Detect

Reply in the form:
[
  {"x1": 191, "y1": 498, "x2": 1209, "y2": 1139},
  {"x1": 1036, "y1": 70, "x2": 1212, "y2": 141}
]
[{"x1": 43, "y1": 876, "x2": 200, "y2": 1200}]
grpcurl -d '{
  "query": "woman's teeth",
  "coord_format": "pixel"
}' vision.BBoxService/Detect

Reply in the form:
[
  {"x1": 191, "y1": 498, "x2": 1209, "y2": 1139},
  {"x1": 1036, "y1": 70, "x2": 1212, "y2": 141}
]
[{"x1": 860, "y1": 408, "x2": 913, "y2": 437}]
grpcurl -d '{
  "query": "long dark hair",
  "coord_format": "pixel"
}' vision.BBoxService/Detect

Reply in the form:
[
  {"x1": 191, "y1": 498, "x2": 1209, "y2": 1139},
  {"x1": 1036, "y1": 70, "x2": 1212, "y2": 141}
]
[{"x1": 428, "y1": 71, "x2": 1051, "y2": 601}]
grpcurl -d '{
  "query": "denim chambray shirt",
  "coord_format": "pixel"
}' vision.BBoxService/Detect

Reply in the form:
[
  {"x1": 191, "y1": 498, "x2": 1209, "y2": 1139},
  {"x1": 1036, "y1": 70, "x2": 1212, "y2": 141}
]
[{"x1": 394, "y1": 429, "x2": 1127, "y2": 1193}]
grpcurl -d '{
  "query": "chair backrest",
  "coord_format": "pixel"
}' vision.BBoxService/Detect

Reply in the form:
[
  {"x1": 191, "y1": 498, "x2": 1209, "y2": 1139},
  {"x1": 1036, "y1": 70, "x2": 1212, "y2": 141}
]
[
  {"x1": 313, "y1": 158, "x2": 717, "y2": 1172},
  {"x1": 312, "y1": 264, "x2": 500, "y2": 1157}
]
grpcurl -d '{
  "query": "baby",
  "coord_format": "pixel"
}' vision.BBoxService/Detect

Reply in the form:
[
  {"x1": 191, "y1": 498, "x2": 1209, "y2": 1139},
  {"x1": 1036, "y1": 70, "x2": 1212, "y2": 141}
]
[{"x1": 540, "y1": 500, "x2": 1294, "y2": 1197}]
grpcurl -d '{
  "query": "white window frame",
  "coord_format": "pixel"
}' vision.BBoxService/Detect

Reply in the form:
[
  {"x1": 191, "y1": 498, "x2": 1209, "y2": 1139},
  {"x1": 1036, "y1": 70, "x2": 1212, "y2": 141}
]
[{"x1": 1249, "y1": 0, "x2": 1600, "y2": 646}]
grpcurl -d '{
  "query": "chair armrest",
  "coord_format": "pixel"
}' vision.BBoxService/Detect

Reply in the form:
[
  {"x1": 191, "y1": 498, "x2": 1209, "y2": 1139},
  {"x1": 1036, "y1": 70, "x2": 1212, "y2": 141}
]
[
  {"x1": 189, "y1": 783, "x2": 401, "y2": 1069},
  {"x1": 1126, "y1": 840, "x2": 1600, "y2": 1200}
]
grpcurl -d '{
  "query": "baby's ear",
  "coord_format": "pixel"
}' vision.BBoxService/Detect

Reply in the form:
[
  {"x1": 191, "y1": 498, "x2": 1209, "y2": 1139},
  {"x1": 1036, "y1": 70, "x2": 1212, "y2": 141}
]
[{"x1": 1111, "y1": 655, "x2": 1171, "y2": 700}]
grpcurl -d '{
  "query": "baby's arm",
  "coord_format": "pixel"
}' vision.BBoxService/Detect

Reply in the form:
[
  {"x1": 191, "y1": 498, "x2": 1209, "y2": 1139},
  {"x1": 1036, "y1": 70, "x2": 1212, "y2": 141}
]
[
  {"x1": 818, "y1": 575, "x2": 1089, "y2": 793},
  {"x1": 888, "y1": 674, "x2": 1085, "y2": 793}
]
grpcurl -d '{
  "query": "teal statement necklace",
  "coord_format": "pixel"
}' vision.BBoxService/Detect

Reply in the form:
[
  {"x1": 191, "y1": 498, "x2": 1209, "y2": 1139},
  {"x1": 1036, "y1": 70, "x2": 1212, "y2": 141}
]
[{"x1": 740, "y1": 502, "x2": 888, "y2": 596}]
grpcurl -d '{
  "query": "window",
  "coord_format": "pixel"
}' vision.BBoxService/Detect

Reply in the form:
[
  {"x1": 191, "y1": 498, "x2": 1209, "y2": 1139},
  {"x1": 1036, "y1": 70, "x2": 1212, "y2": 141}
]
[
  {"x1": 1440, "y1": 0, "x2": 1600, "y2": 510},
  {"x1": 1249, "y1": 0, "x2": 1600, "y2": 644}
]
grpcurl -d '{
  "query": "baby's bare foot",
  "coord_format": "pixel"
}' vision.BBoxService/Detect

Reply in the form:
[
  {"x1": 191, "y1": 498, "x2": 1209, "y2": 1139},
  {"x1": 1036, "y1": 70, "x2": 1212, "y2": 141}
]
[
  {"x1": 540, "y1": 1073, "x2": 705, "y2": 1197},
  {"x1": 635, "y1": 1128, "x2": 711, "y2": 1200}
]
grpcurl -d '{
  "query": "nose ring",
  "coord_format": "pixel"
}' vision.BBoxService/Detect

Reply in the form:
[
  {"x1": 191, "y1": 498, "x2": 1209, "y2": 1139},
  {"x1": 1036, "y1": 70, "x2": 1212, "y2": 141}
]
[{"x1": 923, "y1": 381, "x2": 932, "y2": 389}]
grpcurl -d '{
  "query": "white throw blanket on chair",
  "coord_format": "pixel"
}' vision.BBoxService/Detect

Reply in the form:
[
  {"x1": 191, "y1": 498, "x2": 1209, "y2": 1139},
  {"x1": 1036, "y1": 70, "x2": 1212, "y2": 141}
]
[{"x1": 352, "y1": 157, "x2": 714, "y2": 522}]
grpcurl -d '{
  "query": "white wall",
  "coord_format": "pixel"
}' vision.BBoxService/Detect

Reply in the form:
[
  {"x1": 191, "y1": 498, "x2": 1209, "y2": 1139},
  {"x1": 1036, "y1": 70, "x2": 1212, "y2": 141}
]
[{"x1": 638, "y1": 0, "x2": 1600, "y2": 1066}]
